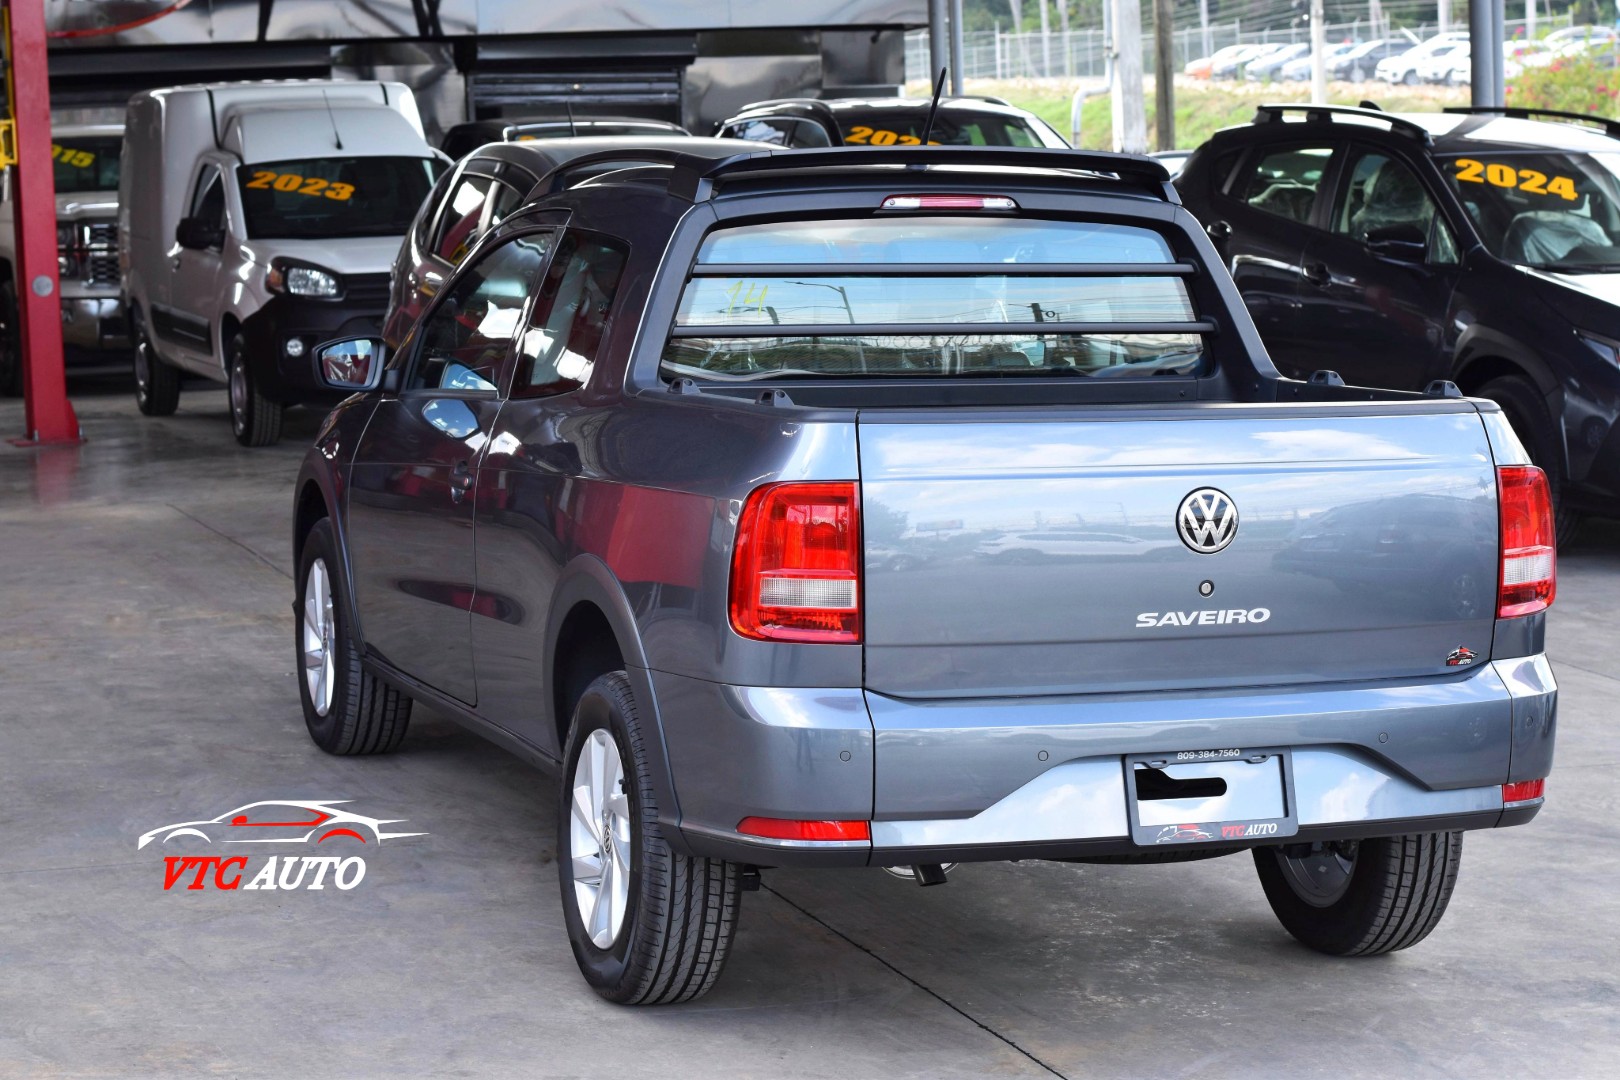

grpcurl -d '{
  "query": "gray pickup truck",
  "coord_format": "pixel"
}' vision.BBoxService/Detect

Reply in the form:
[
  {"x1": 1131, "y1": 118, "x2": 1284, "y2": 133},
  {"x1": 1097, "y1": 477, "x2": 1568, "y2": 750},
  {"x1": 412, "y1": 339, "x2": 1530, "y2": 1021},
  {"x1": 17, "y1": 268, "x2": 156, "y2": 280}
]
[{"x1": 292, "y1": 144, "x2": 1558, "y2": 1005}]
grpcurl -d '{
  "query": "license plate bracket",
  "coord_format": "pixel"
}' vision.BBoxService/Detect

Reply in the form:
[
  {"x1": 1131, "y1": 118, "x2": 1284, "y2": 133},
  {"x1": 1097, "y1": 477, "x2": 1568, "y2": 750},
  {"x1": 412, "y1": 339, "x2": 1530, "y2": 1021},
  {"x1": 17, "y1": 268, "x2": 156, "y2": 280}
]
[{"x1": 1123, "y1": 747, "x2": 1298, "y2": 847}]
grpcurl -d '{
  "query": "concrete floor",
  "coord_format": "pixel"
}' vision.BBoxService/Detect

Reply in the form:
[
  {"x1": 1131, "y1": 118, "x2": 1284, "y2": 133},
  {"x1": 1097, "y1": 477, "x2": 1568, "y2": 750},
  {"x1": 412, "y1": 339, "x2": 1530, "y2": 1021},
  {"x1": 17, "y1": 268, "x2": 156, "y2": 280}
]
[{"x1": 3, "y1": 378, "x2": 1619, "y2": 1079}]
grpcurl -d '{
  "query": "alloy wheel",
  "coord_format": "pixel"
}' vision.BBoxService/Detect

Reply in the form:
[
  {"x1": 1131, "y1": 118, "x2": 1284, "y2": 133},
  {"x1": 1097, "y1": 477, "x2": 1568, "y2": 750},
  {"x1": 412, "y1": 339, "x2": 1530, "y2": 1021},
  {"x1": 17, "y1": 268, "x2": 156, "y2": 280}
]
[
  {"x1": 1274, "y1": 840, "x2": 1358, "y2": 907},
  {"x1": 569, "y1": 728, "x2": 632, "y2": 948},
  {"x1": 301, "y1": 557, "x2": 336, "y2": 717}
]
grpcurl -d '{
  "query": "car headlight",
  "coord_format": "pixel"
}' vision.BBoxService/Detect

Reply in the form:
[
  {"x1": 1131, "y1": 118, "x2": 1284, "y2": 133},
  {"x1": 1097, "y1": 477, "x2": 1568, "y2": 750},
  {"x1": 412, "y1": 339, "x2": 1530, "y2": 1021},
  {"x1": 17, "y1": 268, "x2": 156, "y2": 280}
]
[
  {"x1": 56, "y1": 222, "x2": 76, "y2": 250},
  {"x1": 1577, "y1": 327, "x2": 1620, "y2": 366},
  {"x1": 266, "y1": 261, "x2": 341, "y2": 298}
]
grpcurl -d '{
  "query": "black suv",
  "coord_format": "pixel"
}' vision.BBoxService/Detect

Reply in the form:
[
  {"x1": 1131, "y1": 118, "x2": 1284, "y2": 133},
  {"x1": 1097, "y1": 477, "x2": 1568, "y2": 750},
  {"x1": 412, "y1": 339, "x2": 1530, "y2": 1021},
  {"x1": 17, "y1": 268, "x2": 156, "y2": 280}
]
[
  {"x1": 1178, "y1": 104, "x2": 1620, "y2": 534},
  {"x1": 715, "y1": 96, "x2": 1068, "y2": 148}
]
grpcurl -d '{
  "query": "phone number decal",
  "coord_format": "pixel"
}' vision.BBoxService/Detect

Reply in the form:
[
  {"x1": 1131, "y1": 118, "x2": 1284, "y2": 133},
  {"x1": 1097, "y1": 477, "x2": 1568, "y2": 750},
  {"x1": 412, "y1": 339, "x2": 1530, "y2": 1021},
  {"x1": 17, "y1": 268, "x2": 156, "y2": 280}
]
[
  {"x1": 1175, "y1": 749, "x2": 1242, "y2": 761},
  {"x1": 245, "y1": 171, "x2": 355, "y2": 201},
  {"x1": 1453, "y1": 158, "x2": 1578, "y2": 201}
]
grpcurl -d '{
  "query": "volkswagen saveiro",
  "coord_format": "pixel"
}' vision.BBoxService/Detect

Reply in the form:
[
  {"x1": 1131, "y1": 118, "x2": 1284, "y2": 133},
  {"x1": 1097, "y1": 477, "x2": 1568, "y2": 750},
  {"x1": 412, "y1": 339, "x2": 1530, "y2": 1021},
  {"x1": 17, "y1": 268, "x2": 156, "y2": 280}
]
[{"x1": 290, "y1": 144, "x2": 1557, "y2": 1004}]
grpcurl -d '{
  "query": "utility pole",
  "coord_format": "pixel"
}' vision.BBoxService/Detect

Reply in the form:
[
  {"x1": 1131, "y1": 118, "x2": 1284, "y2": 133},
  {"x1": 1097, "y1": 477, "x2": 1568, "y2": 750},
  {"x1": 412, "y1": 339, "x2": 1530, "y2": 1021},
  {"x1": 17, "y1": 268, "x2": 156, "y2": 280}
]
[
  {"x1": 1527, "y1": 0, "x2": 1536, "y2": 42},
  {"x1": 1199, "y1": 0, "x2": 1212, "y2": 59},
  {"x1": 1111, "y1": 0, "x2": 1147, "y2": 153},
  {"x1": 950, "y1": 0, "x2": 966, "y2": 94},
  {"x1": 929, "y1": 0, "x2": 949, "y2": 90},
  {"x1": 1310, "y1": 0, "x2": 1327, "y2": 104},
  {"x1": 1154, "y1": 0, "x2": 1174, "y2": 151},
  {"x1": 1439, "y1": 0, "x2": 1451, "y2": 34}
]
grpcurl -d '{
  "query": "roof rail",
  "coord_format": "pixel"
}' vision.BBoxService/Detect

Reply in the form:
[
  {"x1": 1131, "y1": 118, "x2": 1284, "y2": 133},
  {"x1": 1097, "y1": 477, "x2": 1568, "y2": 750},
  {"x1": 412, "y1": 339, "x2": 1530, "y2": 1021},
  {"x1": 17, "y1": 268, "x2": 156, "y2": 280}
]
[
  {"x1": 1253, "y1": 103, "x2": 1433, "y2": 145},
  {"x1": 949, "y1": 94, "x2": 1012, "y2": 107},
  {"x1": 1442, "y1": 105, "x2": 1620, "y2": 140},
  {"x1": 533, "y1": 144, "x2": 1176, "y2": 202}
]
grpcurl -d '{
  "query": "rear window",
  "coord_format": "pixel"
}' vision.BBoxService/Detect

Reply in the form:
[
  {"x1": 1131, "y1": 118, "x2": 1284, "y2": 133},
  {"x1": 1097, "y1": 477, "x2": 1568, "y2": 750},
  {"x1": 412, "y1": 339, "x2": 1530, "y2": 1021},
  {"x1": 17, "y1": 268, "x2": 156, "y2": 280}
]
[
  {"x1": 660, "y1": 217, "x2": 1208, "y2": 382},
  {"x1": 838, "y1": 111, "x2": 1051, "y2": 148}
]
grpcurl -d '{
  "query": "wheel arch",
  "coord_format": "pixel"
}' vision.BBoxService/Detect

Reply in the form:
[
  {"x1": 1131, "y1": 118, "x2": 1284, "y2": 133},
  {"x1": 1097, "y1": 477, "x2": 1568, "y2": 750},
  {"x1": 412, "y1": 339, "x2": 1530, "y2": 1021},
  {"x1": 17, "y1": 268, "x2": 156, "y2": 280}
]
[
  {"x1": 1452, "y1": 328, "x2": 1559, "y2": 402},
  {"x1": 544, "y1": 556, "x2": 685, "y2": 846},
  {"x1": 218, "y1": 311, "x2": 243, "y2": 369}
]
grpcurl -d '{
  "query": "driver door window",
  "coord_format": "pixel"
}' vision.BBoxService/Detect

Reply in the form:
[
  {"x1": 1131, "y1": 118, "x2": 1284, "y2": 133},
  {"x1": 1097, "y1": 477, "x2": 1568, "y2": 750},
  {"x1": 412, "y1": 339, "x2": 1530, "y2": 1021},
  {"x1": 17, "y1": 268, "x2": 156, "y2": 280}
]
[{"x1": 408, "y1": 233, "x2": 552, "y2": 393}]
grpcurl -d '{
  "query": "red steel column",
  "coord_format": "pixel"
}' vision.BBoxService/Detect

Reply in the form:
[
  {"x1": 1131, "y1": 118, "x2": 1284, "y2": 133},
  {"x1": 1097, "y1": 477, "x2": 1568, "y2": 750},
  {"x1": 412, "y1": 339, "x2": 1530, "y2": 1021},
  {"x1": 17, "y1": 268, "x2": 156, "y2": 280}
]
[{"x1": 7, "y1": 0, "x2": 81, "y2": 445}]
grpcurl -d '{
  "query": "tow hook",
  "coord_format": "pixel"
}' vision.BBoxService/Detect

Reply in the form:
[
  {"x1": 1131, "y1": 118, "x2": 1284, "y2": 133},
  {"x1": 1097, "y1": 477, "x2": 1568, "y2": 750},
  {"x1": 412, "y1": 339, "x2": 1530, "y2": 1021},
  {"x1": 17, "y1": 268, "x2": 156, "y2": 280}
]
[{"x1": 882, "y1": 863, "x2": 953, "y2": 886}]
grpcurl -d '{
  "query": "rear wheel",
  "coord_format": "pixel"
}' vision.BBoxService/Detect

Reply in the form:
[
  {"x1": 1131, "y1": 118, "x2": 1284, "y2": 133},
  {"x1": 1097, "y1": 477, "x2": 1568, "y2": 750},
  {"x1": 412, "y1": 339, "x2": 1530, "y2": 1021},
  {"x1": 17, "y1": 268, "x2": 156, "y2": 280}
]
[
  {"x1": 1476, "y1": 374, "x2": 1579, "y2": 544},
  {"x1": 1253, "y1": 832, "x2": 1464, "y2": 955},
  {"x1": 558, "y1": 671, "x2": 742, "y2": 1004},
  {"x1": 228, "y1": 333, "x2": 283, "y2": 447},
  {"x1": 133, "y1": 313, "x2": 181, "y2": 416}
]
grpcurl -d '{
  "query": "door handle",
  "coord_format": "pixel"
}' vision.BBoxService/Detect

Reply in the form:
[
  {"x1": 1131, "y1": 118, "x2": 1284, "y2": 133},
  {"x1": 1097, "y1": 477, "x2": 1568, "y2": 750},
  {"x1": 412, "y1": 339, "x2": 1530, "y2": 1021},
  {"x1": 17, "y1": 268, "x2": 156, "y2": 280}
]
[
  {"x1": 449, "y1": 461, "x2": 473, "y2": 502},
  {"x1": 1207, "y1": 220, "x2": 1232, "y2": 242},
  {"x1": 1301, "y1": 262, "x2": 1331, "y2": 288}
]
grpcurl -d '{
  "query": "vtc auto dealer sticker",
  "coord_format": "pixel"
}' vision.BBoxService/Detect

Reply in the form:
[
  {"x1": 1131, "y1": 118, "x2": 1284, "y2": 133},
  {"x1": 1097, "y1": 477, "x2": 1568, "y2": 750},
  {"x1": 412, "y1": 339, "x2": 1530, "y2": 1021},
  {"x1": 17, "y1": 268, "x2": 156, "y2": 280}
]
[{"x1": 136, "y1": 800, "x2": 424, "y2": 891}]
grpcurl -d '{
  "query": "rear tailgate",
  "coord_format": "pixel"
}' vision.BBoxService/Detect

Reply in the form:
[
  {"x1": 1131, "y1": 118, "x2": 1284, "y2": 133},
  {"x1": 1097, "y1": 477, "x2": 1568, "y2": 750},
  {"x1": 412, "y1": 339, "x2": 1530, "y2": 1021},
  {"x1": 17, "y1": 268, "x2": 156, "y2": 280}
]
[{"x1": 859, "y1": 401, "x2": 1498, "y2": 698}]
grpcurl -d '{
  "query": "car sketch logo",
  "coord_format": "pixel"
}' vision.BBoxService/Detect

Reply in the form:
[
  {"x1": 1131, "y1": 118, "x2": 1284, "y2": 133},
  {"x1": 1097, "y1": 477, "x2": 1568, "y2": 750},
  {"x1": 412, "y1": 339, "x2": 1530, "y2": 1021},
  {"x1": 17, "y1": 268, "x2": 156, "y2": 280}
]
[
  {"x1": 1154, "y1": 824, "x2": 1214, "y2": 844},
  {"x1": 1177, "y1": 488, "x2": 1239, "y2": 554},
  {"x1": 138, "y1": 800, "x2": 424, "y2": 891}
]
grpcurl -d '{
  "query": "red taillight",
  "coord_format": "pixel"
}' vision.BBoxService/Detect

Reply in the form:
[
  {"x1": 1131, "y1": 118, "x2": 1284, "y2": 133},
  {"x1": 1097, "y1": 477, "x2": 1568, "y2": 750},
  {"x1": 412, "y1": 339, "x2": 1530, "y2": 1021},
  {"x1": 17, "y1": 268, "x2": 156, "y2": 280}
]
[
  {"x1": 1503, "y1": 778, "x2": 1546, "y2": 804},
  {"x1": 730, "y1": 482, "x2": 861, "y2": 644},
  {"x1": 1498, "y1": 466, "x2": 1556, "y2": 618},
  {"x1": 737, "y1": 817, "x2": 871, "y2": 841},
  {"x1": 879, "y1": 194, "x2": 1019, "y2": 211}
]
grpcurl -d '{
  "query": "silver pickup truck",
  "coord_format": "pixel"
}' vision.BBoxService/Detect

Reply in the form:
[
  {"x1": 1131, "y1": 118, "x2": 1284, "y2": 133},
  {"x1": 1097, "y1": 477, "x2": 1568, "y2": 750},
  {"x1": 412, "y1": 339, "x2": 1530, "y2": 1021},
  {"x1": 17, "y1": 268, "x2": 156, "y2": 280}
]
[{"x1": 291, "y1": 144, "x2": 1558, "y2": 1005}]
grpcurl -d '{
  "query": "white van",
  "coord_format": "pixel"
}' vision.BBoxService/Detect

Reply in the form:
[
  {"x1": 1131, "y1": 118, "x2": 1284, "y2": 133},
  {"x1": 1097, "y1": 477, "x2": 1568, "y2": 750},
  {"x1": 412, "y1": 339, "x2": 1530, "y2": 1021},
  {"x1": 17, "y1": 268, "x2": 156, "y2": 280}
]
[{"x1": 120, "y1": 81, "x2": 445, "y2": 445}]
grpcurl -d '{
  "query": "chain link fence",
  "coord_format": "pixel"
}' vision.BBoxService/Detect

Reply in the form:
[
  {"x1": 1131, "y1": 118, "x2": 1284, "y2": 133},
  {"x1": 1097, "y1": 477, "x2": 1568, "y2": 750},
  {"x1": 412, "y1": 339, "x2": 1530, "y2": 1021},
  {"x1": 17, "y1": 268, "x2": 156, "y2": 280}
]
[{"x1": 905, "y1": 15, "x2": 1575, "y2": 83}]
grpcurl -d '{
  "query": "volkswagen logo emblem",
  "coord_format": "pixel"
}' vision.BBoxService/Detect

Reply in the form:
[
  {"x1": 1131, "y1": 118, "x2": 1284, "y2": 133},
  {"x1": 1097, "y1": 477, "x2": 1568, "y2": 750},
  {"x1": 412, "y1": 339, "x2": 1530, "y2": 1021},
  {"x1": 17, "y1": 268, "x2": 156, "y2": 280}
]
[{"x1": 1177, "y1": 488, "x2": 1239, "y2": 554}]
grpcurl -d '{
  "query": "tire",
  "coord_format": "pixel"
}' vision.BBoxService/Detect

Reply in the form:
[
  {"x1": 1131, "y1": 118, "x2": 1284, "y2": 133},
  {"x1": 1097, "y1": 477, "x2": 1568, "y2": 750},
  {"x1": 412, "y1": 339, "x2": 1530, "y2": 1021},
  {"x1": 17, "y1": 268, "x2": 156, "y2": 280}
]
[
  {"x1": 133, "y1": 312, "x2": 181, "y2": 417},
  {"x1": 1475, "y1": 374, "x2": 1579, "y2": 544},
  {"x1": 296, "y1": 518, "x2": 412, "y2": 755},
  {"x1": 558, "y1": 671, "x2": 742, "y2": 1005},
  {"x1": 1403, "y1": 70, "x2": 1419, "y2": 86},
  {"x1": 228, "y1": 332, "x2": 283, "y2": 447},
  {"x1": 1253, "y1": 832, "x2": 1464, "y2": 956},
  {"x1": 1351, "y1": 66, "x2": 1367, "y2": 84}
]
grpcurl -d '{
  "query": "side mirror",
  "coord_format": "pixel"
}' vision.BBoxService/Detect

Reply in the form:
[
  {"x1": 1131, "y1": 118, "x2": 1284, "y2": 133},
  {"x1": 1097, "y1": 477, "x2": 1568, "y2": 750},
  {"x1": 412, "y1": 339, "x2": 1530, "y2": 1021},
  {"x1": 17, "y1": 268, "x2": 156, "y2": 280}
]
[
  {"x1": 175, "y1": 216, "x2": 223, "y2": 251},
  {"x1": 1365, "y1": 223, "x2": 1428, "y2": 263},
  {"x1": 312, "y1": 337, "x2": 386, "y2": 392}
]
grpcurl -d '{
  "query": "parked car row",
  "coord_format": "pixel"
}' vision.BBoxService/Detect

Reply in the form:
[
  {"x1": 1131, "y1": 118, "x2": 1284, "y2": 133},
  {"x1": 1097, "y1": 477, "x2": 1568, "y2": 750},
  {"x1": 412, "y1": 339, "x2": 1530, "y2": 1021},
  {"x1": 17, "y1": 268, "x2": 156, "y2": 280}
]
[
  {"x1": 1186, "y1": 26, "x2": 1619, "y2": 86},
  {"x1": 87, "y1": 80, "x2": 1067, "y2": 444}
]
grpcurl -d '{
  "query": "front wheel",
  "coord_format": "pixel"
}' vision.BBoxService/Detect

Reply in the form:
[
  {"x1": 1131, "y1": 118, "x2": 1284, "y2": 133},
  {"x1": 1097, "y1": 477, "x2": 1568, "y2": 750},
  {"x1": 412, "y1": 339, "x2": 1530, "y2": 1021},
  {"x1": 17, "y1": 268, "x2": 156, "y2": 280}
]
[
  {"x1": 558, "y1": 672, "x2": 742, "y2": 1005},
  {"x1": 1402, "y1": 70, "x2": 1419, "y2": 86},
  {"x1": 296, "y1": 518, "x2": 412, "y2": 755},
  {"x1": 228, "y1": 333, "x2": 283, "y2": 447},
  {"x1": 133, "y1": 315, "x2": 181, "y2": 416},
  {"x1": 1253, "y1": 832, "x2": 1464, "y2": 955}
]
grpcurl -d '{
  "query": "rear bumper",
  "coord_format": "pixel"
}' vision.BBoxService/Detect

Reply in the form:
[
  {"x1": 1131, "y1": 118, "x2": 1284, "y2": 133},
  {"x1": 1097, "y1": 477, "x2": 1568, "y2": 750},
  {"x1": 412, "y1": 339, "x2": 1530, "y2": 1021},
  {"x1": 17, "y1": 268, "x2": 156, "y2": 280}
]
[
  {"x1": 658, "y1": 655, "x2": 1556, "y2": 868},
  {"x1": 60, "y1": 296, "x2": 129, "y2": 355}
]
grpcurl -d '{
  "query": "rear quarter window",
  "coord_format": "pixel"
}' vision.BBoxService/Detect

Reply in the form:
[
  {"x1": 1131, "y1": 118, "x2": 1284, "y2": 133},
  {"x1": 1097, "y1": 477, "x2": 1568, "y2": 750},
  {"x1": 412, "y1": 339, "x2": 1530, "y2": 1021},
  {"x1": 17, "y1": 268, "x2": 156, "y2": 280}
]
[{"x1": 660, "y1": 217, "x2": 1208, "y2": 383}]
